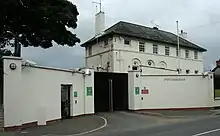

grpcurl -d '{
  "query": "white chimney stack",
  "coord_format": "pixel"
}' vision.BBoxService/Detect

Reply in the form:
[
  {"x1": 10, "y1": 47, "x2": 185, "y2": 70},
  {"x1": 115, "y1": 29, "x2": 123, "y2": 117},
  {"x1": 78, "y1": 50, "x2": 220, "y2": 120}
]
[{"x1": 95, "y1": 12, "x2": 105, "y2": 36}]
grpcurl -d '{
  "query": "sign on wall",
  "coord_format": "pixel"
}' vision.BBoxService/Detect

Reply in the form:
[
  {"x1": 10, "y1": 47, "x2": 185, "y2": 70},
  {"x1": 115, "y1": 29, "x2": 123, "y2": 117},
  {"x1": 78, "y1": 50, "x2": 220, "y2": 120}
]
[
  {"x1": 74, "y1": 91, "x2": 78, "y2": 97},
  {"x1": 164, "y1": 78, "x2": 185, "y2": 81},
  {"x1": 87, "y1": 87, "x2": 93, "y2": 96},
  {"x1": 135, "y1": 87, "x2": 140, "y2": 95},
  {"x1": 141, "y1": 87, "x2": 149, "y2": 94}
]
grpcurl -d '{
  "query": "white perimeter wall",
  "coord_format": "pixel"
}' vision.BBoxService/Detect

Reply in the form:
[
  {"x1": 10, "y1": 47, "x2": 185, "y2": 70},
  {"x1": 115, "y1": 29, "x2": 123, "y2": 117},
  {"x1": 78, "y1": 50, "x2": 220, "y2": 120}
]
[
  {"x1": 3, "y1": 57, "x2": 94, "y2": 127},
  {"x1": 128, "y1": 71, "x2": 220, "y2": 110}
]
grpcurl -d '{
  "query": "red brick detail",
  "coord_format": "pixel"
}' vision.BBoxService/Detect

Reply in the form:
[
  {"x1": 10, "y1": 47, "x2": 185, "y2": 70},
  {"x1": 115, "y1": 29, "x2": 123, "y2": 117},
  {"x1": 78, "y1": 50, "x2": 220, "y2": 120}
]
[
  {"x1": 133, "y1": 107, "x2": 212, "y2": 111},
  {"x1": 46, "y1": 118, "x2": 61, "y2": 125},
  {"x1": 22, "y1": 121, "x2": 37, "y2": 129},
  {"x1": 70, "y1": 113, "x2": 95, "y2": 118},
  {"x1": 4, "y1": 125, "x2": 22, "y2": 132},
  {"x1": 3, "y1": 113, "x2": 95, "y2": 132}
]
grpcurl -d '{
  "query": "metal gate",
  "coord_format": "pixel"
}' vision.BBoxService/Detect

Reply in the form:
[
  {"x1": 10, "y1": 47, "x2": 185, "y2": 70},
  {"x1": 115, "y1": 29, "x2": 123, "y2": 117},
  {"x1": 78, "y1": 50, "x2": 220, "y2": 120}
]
[{"x1": 94, "y1": 72, "x2": 128, "y2": 112}]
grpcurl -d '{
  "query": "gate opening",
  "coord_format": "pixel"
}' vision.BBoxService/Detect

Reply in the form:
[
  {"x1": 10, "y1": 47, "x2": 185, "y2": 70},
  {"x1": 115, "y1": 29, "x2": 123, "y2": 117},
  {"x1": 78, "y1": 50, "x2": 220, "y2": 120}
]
[{"x1": 94, "y1": 72, "x2": 128, "y2": 112}]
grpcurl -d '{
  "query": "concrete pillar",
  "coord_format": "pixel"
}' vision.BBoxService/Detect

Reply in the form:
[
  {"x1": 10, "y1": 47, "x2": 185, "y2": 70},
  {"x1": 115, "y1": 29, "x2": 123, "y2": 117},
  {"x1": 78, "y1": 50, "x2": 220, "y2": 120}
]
[
  {"x1": 84, "y1": 69, "x2": 94, "y2": 114},
  {"x1": 128, "y1": 71, "x2": 142, "y2": 110},
  {"x1": 2, "y1": 56, "x2": 22, "y2": 127}
]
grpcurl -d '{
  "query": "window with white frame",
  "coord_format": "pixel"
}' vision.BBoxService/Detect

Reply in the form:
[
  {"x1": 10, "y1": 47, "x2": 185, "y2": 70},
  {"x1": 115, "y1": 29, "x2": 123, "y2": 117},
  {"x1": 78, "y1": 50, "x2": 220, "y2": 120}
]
[
  {"x1": 185, "y1": 50, "x2": 189, "y2": 58},
  {"x1": 195, "y1": 70, "x2": 199, "y2": 74},
  {"x1": 139, "y1": 42, "x2": 145, "y2": 52},
  {"x1": 104, "y1": 40, "x2": 108, "y2": 47},
  {"x1": 186, "y1": 69, "x2": 190, "y2": 74},
  {"x1": 153, "y1": 44, "x2": 158, "y2": 54},
  {"x1": 165, "y1": 46, "x2": 170, "y2": 56},
  {"x1": 194, "y1": 51, "x2": 198, "y2": 59},
  {"x1": 88, "y1": 46, "x2": 92, "y2": 56},
  {"x1": 124, "y1": 39, "x2": 130, "y2": 45}
]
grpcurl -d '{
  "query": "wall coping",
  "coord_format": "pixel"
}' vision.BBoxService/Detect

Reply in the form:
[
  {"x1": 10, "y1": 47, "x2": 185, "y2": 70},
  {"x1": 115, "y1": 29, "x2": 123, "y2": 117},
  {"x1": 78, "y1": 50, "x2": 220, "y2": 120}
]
[
  {"x1": 1, "y1": 56, "x2": 22, "y2": 60},
  {"x1": 22, "y1": 64, "x2": 93, "y2": 75}
]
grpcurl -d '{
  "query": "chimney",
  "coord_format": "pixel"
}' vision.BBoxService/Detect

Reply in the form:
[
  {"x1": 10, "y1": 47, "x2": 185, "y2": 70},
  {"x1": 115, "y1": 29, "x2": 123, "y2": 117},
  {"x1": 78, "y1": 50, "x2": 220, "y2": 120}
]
[
  {"x1": 216, "y1": 59, "x2": 220, "y2": 66},
  {"x1": 95, "y1": 12, "x2": 105, "y2": 36},
  {"x1": 180, "y1": 30, "x2": 187, "y2": 39}
]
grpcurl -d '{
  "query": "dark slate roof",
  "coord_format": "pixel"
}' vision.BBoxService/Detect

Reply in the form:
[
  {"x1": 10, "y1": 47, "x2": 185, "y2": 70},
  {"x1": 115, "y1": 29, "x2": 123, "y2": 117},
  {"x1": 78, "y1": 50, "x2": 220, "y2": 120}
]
[
  {"x1": 212, "y1": 66, "x2": 220, "y2": 72},
  {"x1": 81, "y1": 21, "x2": 207, "y2": 52}
]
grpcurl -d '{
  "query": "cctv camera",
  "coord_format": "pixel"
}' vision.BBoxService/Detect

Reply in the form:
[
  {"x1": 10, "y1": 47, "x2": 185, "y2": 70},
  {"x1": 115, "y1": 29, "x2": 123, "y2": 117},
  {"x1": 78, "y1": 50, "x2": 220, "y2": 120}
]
[
  {"x1": 98, "y1": 65, "x2": 102, "y2": 68},
  {"x1": 25, "y1": 60, "x2": 37, "y2": 65},
  {"x1": 202, "y1": 72, "x2": 209, "y2": 77}
]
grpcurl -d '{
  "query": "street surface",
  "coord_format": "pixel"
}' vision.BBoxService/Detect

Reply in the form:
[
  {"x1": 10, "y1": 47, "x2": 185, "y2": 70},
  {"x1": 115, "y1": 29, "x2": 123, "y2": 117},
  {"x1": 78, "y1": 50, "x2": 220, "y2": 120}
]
[
  {"x1": 87, "y1": 112, "x2": 220, "y2": 136},
  {"x1": 1, "y1": 111, "x2": 220, "y2": 136}
]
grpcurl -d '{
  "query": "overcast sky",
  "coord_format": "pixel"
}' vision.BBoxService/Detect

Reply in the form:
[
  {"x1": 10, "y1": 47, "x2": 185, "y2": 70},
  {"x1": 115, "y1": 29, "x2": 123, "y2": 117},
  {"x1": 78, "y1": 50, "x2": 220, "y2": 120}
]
[{"x1": 22, "y1": 0, "x2": 220, "y2": 70}]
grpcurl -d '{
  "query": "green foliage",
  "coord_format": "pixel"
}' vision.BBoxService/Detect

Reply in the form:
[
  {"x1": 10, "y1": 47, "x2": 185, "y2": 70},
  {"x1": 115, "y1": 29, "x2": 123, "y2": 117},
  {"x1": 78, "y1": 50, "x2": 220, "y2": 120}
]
[
  {"x1": 0, "y1": 49, "x2": 12, "y2": 57},
  {"x1": 0, "y1": 0, "x2": 80, "y2": 51}
]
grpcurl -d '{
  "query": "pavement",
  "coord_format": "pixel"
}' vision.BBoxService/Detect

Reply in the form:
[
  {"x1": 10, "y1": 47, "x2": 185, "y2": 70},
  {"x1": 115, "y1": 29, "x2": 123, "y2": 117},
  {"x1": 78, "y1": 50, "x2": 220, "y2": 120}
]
[
  {"x1": 136, "y1": 109, "x2": 220, "y2": 118},
  {"x1": 0, "y1": 115, "x2": 105, "y2": 136}
]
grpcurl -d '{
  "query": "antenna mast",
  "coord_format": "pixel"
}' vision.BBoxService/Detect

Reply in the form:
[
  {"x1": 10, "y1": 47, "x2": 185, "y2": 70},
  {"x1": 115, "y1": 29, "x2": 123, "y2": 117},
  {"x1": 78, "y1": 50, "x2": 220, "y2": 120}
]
[{"x1": 93, "y1": 0, "x2": 102, "y2": 13}]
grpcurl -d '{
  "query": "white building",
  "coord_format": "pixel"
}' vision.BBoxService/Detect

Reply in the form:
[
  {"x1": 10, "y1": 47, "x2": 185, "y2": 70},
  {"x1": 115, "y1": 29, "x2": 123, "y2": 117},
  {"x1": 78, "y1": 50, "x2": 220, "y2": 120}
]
[{"x1": 81, "y1": 12, "x2": 207, "y2": 75}]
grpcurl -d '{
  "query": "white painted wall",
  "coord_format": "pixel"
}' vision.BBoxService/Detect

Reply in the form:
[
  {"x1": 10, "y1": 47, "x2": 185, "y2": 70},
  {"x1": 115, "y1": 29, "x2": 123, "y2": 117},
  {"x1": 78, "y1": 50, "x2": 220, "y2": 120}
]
[
  {"x1": 128, "y1": 71, "x2": 219, "y2": 110},
  {"x1": 86, "y1": 51, "x2": 113, "y2": 72},
  {"x1": 2, "y1": 57, "x2": 94, "y2": 127},
  {"x1": 112, "y1": 50, "x2": 203, "y2": 74},
  {"x1": 112, "y1": 36, "x2": 204, "y2": 74},
  {"x1": 85, "y1": 37, "x2": 114, "y2": 72},
  {"x1": 85, "y1": 38, "x2": 112, "y2": 57},
  {"x1": 113, "y1": 36, "x2": 203, "y2": 60},
  {"x1": 85, "y1": 36, "x2": 204, "y2": 74}
]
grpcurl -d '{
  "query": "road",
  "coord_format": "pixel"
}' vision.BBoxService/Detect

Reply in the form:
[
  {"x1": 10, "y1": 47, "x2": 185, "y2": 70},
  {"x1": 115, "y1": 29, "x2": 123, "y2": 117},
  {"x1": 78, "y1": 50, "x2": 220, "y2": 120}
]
[
  {"x1": 2, "y1": 112, "x2": 220, "y2": 136},
  {"x1": 87, "y1": 112, "x2": 220, "y2": 136}
]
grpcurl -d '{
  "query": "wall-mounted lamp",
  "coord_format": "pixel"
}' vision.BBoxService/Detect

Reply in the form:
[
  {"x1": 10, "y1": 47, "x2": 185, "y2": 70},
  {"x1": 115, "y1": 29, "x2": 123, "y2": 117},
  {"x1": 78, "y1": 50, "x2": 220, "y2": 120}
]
[
  {"x1": 84, "y1": 69, "x2": 91, "y2": 76},
  {"x1": 9, "y1": 63, "x2": 17, "y2": 70}
]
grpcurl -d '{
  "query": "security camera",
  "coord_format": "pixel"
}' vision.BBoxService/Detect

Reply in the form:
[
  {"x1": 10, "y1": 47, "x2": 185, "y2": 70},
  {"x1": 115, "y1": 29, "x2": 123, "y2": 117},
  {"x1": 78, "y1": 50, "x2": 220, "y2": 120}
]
[
  {"x1": 98, "y1": 64, "x2": 102, "y2": 69},
  {"x1": 202, "y1": 72, "x2": 209, "y2": 77},
  {"x1": 25, "y1": 60, "x2": 37, "y2": 65}
]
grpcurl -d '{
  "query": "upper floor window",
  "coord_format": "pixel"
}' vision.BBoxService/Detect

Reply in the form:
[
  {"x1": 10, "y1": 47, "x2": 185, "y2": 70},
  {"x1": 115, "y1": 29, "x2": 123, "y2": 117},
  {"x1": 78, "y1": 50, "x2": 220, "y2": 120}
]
[
  {"x1": 186, "y1": 69, "x2": 190, "y2": 74},
  {"x1": 185, "y1": 50, "x2": 189, "y2": 58},
  {"x1": 194, "y1": 51, "x2": 198, "y2": 59},
  {"x1": 88, "y1": 46, "x2": 92, "y2": 56},
  {"x1": 153, "y1": 44, "x2": 158, "y2": 54},
  {"x1": 139, "y1": 42, "x2": 145, "y2": 52},
  {"x1": 124, "y1": 39, "x2": 130, "y2": 45},
  {"x1": 165, "y1": 46, "x2": 170, "y2": 56},
  {"x1": 104, "y1": 40, "x2": 108, "y2": 47}
]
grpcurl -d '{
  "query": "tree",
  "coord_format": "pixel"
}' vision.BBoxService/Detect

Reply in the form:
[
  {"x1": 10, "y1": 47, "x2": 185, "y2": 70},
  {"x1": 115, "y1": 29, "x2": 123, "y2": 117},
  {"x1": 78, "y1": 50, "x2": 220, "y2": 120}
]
[{"x1": 0, "y1": 0, "x2": 80, "y2": 57}]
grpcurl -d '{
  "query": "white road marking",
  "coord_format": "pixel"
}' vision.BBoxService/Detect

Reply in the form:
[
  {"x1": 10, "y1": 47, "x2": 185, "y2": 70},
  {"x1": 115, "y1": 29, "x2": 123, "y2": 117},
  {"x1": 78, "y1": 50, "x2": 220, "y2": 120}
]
[
  {"x1": 71, "y1": 115, "x2": 108, "y2": 136},
  {"x1": 43, "y1": 115, "x2": 108, "y2": 136},
  {"x1": 192, "y1": 128, "x2": 220, "y2": 136}
]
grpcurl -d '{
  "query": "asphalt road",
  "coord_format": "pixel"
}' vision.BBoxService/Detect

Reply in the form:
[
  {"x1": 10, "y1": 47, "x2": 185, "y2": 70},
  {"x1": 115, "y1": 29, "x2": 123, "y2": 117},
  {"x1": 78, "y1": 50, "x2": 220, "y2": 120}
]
[
  {"x1": 88, "y1": 112, "x2": 220, "y2": 136},
  {"x1": 2, "y1": 112, "x2": 220, "y2": 136}
]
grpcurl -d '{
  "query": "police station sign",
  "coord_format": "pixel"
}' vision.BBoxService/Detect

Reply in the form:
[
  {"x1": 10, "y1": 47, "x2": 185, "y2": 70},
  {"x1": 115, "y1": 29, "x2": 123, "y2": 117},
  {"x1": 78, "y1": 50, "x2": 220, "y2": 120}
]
[{"x1": 164, "y1": 78, "x2": 186, "y2": 81}]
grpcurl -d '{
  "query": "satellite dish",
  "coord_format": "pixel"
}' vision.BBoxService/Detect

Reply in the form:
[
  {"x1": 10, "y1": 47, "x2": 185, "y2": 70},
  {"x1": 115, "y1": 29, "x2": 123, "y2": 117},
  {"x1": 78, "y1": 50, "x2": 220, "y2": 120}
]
[{"x1": 150, "y1": 20, "x2": 160, "y2": 28}]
